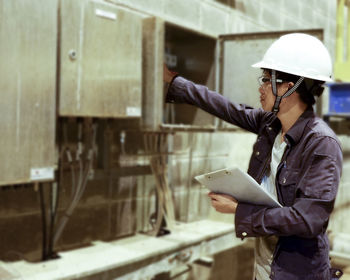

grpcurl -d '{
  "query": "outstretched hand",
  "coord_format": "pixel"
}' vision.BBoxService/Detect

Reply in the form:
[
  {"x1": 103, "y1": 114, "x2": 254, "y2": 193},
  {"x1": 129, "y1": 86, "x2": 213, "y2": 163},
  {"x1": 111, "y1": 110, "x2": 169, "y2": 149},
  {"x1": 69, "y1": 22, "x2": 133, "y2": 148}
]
[
  {"x1": 208, "y1": 192, "x2": 238, "y2": 214},
  {"x1": 163, "y1": 64, "x2": 178, "y2": 83}
]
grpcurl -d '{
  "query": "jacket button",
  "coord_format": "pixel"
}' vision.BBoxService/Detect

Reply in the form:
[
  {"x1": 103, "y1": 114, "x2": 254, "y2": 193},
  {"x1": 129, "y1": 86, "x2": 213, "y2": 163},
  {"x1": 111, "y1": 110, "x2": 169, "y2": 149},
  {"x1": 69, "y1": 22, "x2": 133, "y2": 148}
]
[
  {"x1": 282, "y1": 178, "x2": 286, "y2": 184},
  {"x1": 242, "y1": 232, "x2": 247, "y2": 237},
  {"x1": 268, "y1": 127, "x2": 272, "y2": 131},
  {"x1": 256, "y1": 151, "x2": 260, "y2": 156}
]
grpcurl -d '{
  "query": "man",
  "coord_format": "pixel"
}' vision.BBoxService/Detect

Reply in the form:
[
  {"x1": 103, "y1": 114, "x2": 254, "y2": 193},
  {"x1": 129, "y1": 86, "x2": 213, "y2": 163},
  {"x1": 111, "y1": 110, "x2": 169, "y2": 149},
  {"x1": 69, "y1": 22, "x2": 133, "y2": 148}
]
[{"x1": 164, "y1": 33, "x2": 343, "y2": 279}]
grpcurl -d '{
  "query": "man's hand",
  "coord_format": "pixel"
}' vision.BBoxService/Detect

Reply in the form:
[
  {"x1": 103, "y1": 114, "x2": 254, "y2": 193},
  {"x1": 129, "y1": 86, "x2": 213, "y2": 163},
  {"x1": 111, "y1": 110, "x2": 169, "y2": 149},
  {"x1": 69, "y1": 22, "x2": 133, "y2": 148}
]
[{"x1": 208, "y1": 192, "x2": 238, "y2": 214}]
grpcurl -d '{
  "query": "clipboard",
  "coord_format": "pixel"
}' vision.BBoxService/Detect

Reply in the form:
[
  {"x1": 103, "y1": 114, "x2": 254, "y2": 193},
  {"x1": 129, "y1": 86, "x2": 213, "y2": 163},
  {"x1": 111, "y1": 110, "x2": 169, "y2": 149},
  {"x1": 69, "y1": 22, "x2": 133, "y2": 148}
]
[{"x1": 195, "y1": 167, "x2": 282, "y2": 208}]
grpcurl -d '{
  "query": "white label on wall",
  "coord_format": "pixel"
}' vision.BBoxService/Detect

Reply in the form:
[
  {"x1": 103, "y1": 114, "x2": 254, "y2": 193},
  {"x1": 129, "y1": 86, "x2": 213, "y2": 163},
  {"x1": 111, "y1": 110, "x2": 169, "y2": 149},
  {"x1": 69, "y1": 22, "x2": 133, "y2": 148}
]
[
  {"x1": 127, "y1": 107, "x2": 141, "y2": 117},
  {"x1": 95, "y1": 9, "x2": 117, "y2": 20},
  {"x1": 30, "y1": 167, "x2": 55, "y2": 181}
]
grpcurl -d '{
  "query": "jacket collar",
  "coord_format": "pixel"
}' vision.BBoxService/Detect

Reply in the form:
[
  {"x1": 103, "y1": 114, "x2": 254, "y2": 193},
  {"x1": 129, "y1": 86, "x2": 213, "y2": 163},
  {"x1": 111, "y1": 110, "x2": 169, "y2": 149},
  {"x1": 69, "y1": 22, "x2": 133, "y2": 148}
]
[{"x1": 284, "y1": 107, "x2": 315, "y2": 145}]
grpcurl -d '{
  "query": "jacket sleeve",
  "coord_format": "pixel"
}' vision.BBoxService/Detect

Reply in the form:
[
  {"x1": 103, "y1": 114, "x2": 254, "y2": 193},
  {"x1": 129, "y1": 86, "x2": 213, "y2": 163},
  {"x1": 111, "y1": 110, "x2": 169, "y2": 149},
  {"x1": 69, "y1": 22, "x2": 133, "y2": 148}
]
[
  {"x1": 166, "y1": 76, "x2": 266, "y2": 134},
  {"x1": 235, "y1": 136, "x2": 343, "y2": 239}
]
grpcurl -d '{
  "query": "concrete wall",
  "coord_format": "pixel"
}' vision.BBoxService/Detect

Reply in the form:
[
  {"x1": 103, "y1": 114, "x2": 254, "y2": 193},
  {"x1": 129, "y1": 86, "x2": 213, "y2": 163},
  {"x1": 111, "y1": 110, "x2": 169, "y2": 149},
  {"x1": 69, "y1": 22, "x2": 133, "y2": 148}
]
[
  {"x1": 108, "y1": 0, "x2": 337, "y2": 56},
  {"x1": 0, "y1": 0, "x2": 348, "y2": 279}
]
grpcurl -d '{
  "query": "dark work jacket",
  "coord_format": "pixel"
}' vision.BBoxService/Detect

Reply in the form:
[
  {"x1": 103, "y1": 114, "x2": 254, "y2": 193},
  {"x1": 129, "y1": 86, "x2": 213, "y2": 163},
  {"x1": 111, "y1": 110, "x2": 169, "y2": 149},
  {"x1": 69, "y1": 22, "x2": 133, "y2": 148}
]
[{"x1": 166, "y1": 77, "x2": 343, "y2": 280}]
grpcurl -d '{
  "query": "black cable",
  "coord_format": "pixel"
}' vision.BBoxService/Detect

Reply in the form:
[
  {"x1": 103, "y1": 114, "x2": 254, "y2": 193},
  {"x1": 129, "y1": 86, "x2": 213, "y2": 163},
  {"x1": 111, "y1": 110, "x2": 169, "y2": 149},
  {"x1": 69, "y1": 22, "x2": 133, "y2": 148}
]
[
  {"x1": 38, "y1": 183, "x2": 47, "y2": 260},
  {"x1": 47, "y1": 120, "x2": 66, "y2": 259},
  {"x1": 47, "y1": 183, "x2": 54, "y2": 258},
  {"x1": 47, "y1": 181, "x2": 59, "y2": 259}
]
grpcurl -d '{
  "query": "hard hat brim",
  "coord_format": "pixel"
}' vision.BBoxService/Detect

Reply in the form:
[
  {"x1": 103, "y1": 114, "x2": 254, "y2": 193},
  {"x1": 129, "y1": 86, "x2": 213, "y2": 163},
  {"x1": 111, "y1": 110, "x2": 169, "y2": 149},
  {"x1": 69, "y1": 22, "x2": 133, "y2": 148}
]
[{"x1": 251, "y1": 61, "x2": 333, "y2": 82}]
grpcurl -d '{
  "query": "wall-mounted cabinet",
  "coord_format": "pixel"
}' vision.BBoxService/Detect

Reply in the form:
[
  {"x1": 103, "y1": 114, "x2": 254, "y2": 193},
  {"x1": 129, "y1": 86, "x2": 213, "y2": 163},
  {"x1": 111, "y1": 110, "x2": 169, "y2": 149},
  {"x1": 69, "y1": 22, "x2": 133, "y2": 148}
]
[
  {"x1": 141, "y1": 21, "x2": 218, "y2": 130},
  {"x1": 141, "y1": 20, "x2": 218, "y2": 131},
  {"x1": 59, "y1": 0, "x2": 143, "y2": 118},
  {"x1": 0, "y1": 0, "x2": 327, "y2": 188},
  {"x1": 0, "y1": 0, "x2": 58, "y2": 185}
]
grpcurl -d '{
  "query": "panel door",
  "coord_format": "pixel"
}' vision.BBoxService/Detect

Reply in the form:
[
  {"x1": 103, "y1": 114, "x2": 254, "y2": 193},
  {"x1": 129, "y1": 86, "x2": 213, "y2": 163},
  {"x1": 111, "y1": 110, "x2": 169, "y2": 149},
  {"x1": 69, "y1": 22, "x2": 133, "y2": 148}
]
[
  {"x1": 0, "y1": 0, "x2": 58, "y2": 185},
  {"x1": 59, "y1": 0, "x2": 142, "y2": 118}
]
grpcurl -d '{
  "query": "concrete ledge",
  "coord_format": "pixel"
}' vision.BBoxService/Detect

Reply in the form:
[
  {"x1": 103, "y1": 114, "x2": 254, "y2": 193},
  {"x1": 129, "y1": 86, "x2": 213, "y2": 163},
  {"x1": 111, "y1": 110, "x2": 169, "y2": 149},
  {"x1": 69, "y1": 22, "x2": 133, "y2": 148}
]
[{"x1": 0, "y1": 220, "x2": 241, "y2": 280}]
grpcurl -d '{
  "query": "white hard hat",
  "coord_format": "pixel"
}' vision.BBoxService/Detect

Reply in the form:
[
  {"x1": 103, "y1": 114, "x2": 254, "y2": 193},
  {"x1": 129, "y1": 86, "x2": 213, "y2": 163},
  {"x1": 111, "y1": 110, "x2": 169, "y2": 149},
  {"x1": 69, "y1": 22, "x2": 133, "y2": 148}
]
[{"x1": 252, "y1": 33, "x2": 333, "y2": 82}]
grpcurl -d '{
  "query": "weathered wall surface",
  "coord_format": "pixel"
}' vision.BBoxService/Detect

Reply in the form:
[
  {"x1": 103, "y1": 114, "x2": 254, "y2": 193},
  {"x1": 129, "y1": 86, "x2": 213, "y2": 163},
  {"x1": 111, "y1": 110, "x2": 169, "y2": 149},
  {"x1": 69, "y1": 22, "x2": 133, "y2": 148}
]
[{"x1": 1, "y1": 1, "x2": 347, "y2": 279}]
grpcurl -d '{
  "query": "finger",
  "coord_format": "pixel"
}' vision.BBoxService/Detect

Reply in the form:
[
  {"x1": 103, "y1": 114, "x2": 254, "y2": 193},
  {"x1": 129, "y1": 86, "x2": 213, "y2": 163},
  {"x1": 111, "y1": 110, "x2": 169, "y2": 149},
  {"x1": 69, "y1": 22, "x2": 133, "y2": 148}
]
[
  {"x1": 211, "y1": 200, "x2": 219, "y2": 208},
  {"x1": 214, "y1": 193, "x2": 237, "y2": 202},
  {"x1": 208, "y1": 192, "x2": 221, "y2": 199}
]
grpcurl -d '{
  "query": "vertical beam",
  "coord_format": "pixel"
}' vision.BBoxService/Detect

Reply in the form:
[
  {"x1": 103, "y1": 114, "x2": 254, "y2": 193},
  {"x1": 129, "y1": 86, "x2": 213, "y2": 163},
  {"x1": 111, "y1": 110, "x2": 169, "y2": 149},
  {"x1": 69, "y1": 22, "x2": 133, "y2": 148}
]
[
  {"x1": 347, "y1": 0, "x2": 350, "y2": 61},
  {"x1": 336, "y1": 0, "x2": 345, "y2": 64},
  {"x1": 142, "y1": 17, "x2": 165, "y2": 130}
]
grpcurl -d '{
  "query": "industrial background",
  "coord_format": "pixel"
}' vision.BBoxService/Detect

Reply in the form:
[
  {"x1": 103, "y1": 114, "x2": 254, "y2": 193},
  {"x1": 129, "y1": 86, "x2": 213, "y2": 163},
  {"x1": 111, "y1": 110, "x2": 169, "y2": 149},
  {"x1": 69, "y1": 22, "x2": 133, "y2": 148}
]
[{"x1": 0, "y1": 0, "x2": 350, "y2": 279}]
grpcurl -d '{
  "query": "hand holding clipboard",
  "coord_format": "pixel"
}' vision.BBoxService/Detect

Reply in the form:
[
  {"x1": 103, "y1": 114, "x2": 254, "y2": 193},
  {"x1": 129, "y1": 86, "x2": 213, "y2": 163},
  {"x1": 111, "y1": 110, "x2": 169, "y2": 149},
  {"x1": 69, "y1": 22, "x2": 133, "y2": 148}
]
[{"x1": 195, "y1": 167, "x2": 282, "y2": 208}]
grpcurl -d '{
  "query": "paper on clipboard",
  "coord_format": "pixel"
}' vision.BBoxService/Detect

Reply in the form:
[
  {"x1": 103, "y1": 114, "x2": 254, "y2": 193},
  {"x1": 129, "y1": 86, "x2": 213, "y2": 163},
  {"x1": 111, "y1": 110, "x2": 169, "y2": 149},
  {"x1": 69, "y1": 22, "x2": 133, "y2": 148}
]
[{"x1": 195, "y1": 167, "x2": 282, "y2": 208}]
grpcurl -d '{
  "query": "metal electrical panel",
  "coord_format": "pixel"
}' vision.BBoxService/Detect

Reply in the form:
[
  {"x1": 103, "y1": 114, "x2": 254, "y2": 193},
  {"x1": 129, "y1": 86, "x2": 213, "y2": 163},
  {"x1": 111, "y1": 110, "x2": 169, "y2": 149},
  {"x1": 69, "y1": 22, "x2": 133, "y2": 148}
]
[
  {"x1": 59, "y1": 0, "x2": 142, "y2": 118},
  {"x1": 219, "y1": 29, "x2": 323, "y2": 110},
  {"x1": 0, "y1": 0, "x2": 58, "y2": 186}
]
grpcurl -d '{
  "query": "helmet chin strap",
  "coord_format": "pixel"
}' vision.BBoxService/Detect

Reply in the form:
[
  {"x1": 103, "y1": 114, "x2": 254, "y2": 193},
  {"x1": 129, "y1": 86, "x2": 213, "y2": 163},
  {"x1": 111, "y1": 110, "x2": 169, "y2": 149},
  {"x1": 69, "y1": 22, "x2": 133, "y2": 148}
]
[{"x1": 271, "y1": 70, "x2": 305, "y2": 114}]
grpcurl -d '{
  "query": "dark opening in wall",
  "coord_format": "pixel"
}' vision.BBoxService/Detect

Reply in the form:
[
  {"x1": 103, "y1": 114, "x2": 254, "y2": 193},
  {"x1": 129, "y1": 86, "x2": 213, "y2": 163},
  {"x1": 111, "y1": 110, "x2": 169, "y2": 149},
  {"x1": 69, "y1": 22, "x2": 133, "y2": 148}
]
[{"x1": 164, "y1": 23, "x2": 217, "y2": 126}]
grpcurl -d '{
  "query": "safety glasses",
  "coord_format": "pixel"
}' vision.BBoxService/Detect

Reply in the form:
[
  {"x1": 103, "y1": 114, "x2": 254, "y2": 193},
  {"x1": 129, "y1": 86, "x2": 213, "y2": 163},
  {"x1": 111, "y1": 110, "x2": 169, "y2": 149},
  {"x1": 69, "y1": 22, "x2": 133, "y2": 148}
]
[{"x1": 258, "y1": 76, "x2": 284, "y2": 86}]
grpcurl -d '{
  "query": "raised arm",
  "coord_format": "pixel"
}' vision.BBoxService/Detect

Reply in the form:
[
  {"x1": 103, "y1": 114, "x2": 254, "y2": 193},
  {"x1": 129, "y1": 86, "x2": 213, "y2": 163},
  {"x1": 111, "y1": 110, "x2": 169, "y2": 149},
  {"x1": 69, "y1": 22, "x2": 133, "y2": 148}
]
[{"x1": 166, "y1": 76, "x2": 268, "y2": 134}]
